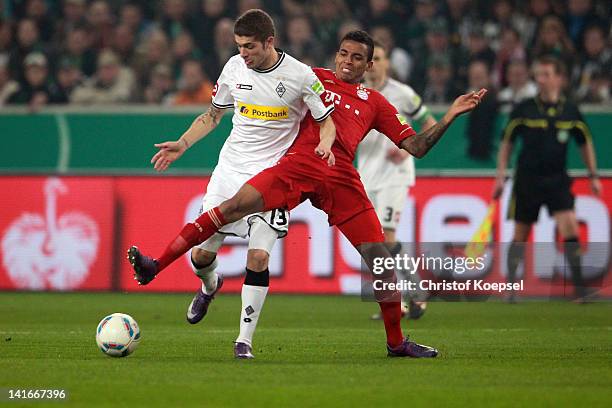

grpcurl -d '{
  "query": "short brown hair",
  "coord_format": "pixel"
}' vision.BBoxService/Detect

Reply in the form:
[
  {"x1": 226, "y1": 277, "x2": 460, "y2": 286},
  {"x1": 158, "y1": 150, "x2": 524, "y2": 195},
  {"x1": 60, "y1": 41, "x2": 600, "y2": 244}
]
[
  {"x1": 535, "y1": 55, "x2": 567, "y2": 77},
  {"x1": 234, "y1": 9, "x2": 275, "y2": 43}
]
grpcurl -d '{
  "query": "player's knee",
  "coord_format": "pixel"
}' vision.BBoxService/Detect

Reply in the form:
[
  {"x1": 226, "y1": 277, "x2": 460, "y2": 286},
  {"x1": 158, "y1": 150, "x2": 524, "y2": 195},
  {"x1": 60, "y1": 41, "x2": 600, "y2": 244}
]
[
  {"x1": 191, "y1": 248, "x2": 215, "y2": 267},
  {"x1": 383, "y1": 229, "x2": 395, "y2": 243},
  {"x1": 512, "y1": 223, "x2": 531, "y2": 242},
  {"x1": 558, "y1": 217, "x2": 579, "y2": 238},
  {"x1": 246, "y1": 249, "x2": 269, "y2": 271},
  {"x1": 358, "y1": 242, "x2": 385, "y2": 263},
  {"x1": 219, "y1": 197, "x2": 244, "y2": 222}
]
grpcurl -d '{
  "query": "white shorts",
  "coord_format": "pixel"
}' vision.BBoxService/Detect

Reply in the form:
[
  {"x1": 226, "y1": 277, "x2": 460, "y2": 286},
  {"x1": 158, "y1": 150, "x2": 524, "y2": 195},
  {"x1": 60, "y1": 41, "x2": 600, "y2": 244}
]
[
  {"x1": 366, "y1": 186, "x2": 409, "y2": 230},
  {"x1": 197, "y1": 216, "x2": 281, "y2": 254},
  {"x1": 196, "y1": 165, "x2": 288, "y2": 253}
]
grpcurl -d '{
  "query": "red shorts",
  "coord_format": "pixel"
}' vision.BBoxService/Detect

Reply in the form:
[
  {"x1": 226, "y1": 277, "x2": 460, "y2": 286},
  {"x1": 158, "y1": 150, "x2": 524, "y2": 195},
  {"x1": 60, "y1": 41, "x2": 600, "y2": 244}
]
[
  {"x1": 247, "y1": 151, "x2": 375, "y2": 227},
  {"x1": 336, "y1": 208, "x2": 385, "y2": 247}
]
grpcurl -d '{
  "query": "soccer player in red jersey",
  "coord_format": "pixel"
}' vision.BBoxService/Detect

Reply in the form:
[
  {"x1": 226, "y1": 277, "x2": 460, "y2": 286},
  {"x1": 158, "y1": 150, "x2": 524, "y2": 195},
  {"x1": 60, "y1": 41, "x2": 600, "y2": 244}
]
[{"x1": 129, "y1": 30, "x2": 486, "y2": 358}]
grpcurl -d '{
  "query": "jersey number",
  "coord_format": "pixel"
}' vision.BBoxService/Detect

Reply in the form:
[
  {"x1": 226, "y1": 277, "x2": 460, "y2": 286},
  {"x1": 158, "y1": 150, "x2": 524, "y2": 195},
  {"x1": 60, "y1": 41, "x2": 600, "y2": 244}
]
[
  {"x1": 383, "y1": 207, "x2": 394, "y2": 223},
  {"x1": 269, "y1": 209, "x2": 288, "y2": 226}
]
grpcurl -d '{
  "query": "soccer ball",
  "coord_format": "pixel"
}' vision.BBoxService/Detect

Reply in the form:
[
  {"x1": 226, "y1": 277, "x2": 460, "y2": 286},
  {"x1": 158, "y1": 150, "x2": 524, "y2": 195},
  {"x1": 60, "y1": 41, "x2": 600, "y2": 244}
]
[{"x1": 95, "y1": 313, "x2": 140, "y2": 357}]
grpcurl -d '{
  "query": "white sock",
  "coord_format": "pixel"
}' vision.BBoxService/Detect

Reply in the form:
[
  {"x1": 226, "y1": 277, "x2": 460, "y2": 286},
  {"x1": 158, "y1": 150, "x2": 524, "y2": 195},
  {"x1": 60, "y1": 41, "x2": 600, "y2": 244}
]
[
  {"x1": 192, "y1": 258, "x2": 218, "y2": 295},
  {"x1": 236, "y1": 284, "x2": 269, "y2": 347}
]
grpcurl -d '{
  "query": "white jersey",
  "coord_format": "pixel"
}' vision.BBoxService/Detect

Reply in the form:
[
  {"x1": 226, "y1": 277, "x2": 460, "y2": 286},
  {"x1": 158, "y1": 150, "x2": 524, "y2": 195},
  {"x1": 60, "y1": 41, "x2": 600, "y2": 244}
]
[
  {"x1": 357, "y1": 78, "x2": 428, "y2": 190},
  {"x1": 199, "y1": 51, "x2": 331, "y2": 239},
  {"x1": 211, "y1": 52, "x2": 333, "y2": 175}
]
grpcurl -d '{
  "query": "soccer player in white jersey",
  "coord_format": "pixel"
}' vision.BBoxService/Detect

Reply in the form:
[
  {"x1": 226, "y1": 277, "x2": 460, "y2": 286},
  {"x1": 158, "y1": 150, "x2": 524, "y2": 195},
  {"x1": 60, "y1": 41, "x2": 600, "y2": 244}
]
[
  {"x1": 148, "y1": 9, "x2": 335, "y2": 358},
  {"x1": 358, "y1": 41, "x2": 436, "y2": 320}
]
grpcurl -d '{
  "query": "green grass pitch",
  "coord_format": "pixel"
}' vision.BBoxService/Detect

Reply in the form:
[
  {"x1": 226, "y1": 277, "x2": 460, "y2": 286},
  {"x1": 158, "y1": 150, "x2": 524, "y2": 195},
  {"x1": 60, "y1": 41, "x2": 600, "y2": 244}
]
[{"x1": 1, "y1": 293, "x2": 611, "y2": 407}]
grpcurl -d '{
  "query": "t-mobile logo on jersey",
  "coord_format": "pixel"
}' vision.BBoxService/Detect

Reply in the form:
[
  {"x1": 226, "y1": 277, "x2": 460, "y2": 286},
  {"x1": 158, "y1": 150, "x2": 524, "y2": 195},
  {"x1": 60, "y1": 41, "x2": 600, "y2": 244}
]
[
  {"x1": 324, "y1": 90, "x2": 340, "y2": 105},
  {"x1": 323, "y1": 90, "x2": 360, "y2": 116}
]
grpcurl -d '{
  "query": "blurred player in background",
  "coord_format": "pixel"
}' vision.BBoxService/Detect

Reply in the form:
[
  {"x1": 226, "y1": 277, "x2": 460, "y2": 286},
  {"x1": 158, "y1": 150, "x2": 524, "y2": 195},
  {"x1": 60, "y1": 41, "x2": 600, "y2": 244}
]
[
  {"x1": 147, "y1": 9, "x2": 334, "y2": 358},
  {"x1": 359, "y1": 41, "x2": 436, "y2": 320},
  {"x1": 129, "y1": 30, "x2": 486, "y2": 359},
  {"x1": 493, "y1": 55, "x2": 602, "y2": 302}
]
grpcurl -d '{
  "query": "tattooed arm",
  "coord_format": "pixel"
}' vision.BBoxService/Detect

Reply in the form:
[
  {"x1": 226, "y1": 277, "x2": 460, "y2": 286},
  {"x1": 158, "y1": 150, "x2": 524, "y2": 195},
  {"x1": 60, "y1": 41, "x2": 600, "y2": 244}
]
[
  {"x1": 151, "y1": 105, "x2": 225, "y2": 172},
  {"x1": 401, "y1": 89, "x2": 487, "y2": 158},
  {"x1": 400, "y1": 115, "x2": 453, "y2": 158}
]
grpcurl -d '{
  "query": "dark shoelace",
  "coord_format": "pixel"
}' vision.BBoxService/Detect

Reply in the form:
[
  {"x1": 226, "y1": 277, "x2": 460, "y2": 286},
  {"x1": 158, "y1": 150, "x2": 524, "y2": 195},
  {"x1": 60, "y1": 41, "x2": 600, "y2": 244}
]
[
  {"x1": 192, "y1": 290, "x2": 214, "y2": 311},
  {"x1": 407, "y1": 342, "x2": 429, "y2": 353}
]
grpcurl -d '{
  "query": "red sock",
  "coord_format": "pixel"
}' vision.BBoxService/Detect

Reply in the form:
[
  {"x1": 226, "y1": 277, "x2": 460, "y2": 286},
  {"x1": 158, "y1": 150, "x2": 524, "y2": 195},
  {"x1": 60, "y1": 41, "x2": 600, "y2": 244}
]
[
  {"x1": 156, "y1": 207, "x2": 226, "y2": 271},
  {"x1": 378, "y1": 301, "x2": 404, "y2": 347}
]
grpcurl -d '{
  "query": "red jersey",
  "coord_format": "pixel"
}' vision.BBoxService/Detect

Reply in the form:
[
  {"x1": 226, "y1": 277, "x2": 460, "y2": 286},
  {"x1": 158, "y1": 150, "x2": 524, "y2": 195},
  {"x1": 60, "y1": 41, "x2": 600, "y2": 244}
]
[
  {"x1": 247, "y1": 68, "x2": 418, "y2": 229},
  {"x1": 289, "y1": 68, "x2": 416, "y2": 162}
]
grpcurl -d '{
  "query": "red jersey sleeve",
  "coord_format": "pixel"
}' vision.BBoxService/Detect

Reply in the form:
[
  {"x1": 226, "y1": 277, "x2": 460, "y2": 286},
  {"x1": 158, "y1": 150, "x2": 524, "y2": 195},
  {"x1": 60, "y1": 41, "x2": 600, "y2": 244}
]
[{"x1": 372, "y1": 92, "x2": 416, "y2": 146}]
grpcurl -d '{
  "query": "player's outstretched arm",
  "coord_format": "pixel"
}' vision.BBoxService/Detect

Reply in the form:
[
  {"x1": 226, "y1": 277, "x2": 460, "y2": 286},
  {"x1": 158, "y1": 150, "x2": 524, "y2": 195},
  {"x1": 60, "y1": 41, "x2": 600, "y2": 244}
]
[
  {"x1": 151, "y1": 105, "x2": 225, "y2": 172},
  {"x1": 387, "y1": 113, "x2": 437, "y2": 163},
  {"x1": 401, "y1": 89, "x2": 487, "y2": 158},
  {"x1": 314, "y1": 116, "x2": 336, "y2": 166}
]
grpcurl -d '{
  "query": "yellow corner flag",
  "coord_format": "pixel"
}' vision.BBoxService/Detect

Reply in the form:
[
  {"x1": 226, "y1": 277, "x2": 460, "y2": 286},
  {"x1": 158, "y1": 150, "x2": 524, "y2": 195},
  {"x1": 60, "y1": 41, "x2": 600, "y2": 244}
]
[{"x1": 465, "y1": 201, "x2": 497, "y2": 259}]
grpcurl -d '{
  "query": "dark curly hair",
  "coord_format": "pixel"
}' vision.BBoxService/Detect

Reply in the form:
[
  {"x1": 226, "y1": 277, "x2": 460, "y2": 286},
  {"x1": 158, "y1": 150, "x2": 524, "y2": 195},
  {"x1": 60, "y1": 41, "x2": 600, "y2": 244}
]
[{"x1": 340, "y1": 30, "x2": 375, "y2": 61}]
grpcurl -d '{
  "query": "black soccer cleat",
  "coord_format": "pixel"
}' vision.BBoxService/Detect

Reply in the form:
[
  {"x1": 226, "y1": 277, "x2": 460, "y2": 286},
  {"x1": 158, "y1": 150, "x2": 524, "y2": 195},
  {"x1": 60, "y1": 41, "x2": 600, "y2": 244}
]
[
  {"x1": 572, "y1": 287, "x2": 598, "y2": 304},
  {"x1": 408, "y1": 301, "x2": 427, "y2": 320},
  {"x1": 387, "y1": 337, "x2": 438, "y2": 358},
  {"x1": 234, "y1": 342, "x2": 254, "y2": 359},
  {"x1": 127, "y1": 246, "x2": 159, "y2": 285},
  {"x1": 186, "y1": 275, "x2": 224, "y2": 324}
]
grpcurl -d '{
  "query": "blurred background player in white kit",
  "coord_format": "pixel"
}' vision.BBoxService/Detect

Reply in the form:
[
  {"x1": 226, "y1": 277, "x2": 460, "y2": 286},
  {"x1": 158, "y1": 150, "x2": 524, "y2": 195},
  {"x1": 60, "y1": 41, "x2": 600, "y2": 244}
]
[{"x1": 358, "y1": 41, "x2": 436, "y2": 320}]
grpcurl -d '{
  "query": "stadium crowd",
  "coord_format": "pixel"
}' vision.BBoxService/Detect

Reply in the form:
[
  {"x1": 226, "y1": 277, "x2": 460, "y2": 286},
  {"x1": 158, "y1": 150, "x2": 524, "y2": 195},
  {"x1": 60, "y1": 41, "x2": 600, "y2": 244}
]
[{"x1": 0, "y1": 0, "x2": 609, "y2": 109}]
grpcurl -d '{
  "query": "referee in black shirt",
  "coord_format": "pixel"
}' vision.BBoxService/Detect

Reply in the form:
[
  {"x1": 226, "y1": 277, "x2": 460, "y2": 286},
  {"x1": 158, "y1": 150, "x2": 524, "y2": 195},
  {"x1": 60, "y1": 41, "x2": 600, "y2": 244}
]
[{"x1": 493, "y1": 55, "x2": 602, "y2": 301}]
